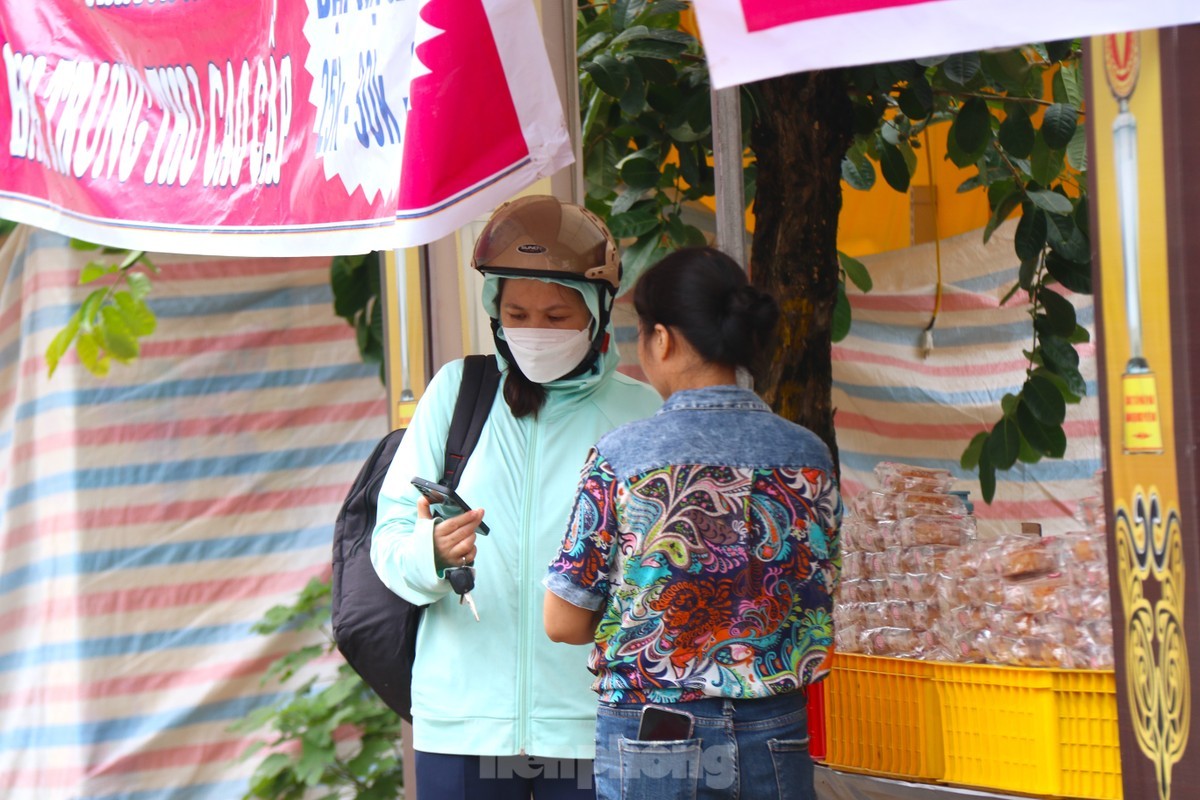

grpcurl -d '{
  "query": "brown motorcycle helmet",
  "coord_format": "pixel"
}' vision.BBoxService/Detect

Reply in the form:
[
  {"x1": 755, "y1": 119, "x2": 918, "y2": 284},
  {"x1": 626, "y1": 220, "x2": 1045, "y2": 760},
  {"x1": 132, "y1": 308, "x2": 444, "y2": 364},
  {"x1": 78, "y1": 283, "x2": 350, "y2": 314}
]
[{"x1": 471, "y1": 195, "x2": 620, "y2": 292}]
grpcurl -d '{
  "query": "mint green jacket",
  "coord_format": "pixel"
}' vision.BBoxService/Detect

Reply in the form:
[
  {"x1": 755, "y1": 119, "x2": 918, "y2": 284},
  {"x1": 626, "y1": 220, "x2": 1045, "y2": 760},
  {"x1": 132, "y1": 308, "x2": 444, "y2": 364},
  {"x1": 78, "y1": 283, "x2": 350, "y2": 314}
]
[{"x1": 371, "y1": 349, "x2": 660, "y2": 759}]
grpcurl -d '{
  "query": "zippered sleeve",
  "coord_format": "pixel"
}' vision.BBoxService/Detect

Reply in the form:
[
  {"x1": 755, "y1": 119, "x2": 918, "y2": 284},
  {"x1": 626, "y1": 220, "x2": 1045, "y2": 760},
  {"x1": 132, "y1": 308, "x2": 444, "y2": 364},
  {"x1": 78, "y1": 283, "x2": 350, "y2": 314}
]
[{"x1": 370, "y1": 360, "x2": 466, "y2": 605}]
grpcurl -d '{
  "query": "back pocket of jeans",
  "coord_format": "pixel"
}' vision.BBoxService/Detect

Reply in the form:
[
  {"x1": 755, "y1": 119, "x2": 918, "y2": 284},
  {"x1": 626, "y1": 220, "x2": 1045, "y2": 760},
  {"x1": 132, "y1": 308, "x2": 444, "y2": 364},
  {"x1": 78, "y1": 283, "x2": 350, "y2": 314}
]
[
  {"x1": 768, "y1": 737, "x2": 814, "y2": 800},
  {"x1": 617, "y1": 737, "x2": 701, "y2": 800}
]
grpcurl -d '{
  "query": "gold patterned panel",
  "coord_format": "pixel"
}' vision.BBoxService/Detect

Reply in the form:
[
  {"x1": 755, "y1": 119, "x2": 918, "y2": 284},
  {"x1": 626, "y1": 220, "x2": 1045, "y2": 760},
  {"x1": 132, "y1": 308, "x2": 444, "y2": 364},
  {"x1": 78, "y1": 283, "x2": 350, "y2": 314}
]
[{"x1": 1114, "y1": 487, "x2": 1190, "y2": 800}]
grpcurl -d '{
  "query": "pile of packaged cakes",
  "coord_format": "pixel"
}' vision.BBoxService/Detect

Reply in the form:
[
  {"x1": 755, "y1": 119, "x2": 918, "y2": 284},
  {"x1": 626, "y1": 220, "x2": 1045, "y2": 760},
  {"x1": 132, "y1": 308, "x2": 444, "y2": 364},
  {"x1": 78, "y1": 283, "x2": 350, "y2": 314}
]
[{"x1": 834, "y1": 462, "x2": 1113, "y2": 669}]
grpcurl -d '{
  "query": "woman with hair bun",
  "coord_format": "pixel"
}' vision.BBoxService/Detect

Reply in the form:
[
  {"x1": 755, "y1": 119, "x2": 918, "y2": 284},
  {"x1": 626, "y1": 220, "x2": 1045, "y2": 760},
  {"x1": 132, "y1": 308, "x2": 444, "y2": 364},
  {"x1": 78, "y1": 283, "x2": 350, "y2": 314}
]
[{"x1": 542, "y1": 246, "x2": 842, "y2": 800}]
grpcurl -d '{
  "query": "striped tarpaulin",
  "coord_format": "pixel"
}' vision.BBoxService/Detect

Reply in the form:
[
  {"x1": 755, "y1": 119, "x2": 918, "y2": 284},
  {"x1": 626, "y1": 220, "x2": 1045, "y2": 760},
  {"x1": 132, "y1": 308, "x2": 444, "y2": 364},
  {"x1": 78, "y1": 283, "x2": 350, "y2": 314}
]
[
  {"x1": 0, "y1": 227, "x2": 388, "y2": 800},
  {"x1": 831, "y1": 222, "x2": 1102, "y2": 535}
]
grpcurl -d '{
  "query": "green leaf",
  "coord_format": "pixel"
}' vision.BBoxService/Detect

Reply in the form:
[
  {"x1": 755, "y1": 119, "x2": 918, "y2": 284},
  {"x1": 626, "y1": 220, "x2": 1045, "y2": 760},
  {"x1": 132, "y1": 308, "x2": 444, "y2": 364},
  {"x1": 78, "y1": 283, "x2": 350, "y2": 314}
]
[
  {"x1": 125, "y1": 271, "x2": 152, "y2": 300},
  {"x1": 1032, "y1": 366, "x2": 1082, "y2": 403},
  {"x1": 619, "y1": 60, "x2": 646, "y2": 116},
  {"x1": 665, "y1": 214, "x2": 706, "y2": 248},
  {"x1": 1017, "y1": 436, "x2": 1043, "y2": 464},
  {"x1": 978, "y1": 447, "x2": 997, "y2": 503},
  {"x1": 1030, "y1": 133, "x2": 1066, "y2": 188},
  {"x1": 577, "y1": 31, "x2": 609, "y2": 59},
  {"x1": 633, "y1": 56, "x2": 676, "y2": 85},
  {"x1": 69, "y1": 239, "x2": 100, "y2": 251},
  {"x1": 1044, "y1": 250, "x2": 1092, "y2": 293},
  {"x1": 1045, "y1": 211, "x2": 1090, "y2": 264},
  {"x1": 952, "y1": 98, "x2": 992, "y2": 156},
  {"x1": 1046, "y1": 39, "x2": 1075, "y2": 63},
  {"x1": 987, "y1": 416, "x2": 1021, "y2": 470},
  {"x1": 1014, "y1": 208, "x2": 1047, "y2": 262},
  {"x1": 1043, "y1": 422, "x2": 1068, "y2": 458},
  {"x1": 1041, "y1": 104, "x2": 1078, "y2": 150},
  {"x1": 621, "y1": 39, "x2": 687, "y2": 60},
  {"x1": 981, "y1": 49, "x2": 1033, "y2": 94},
  {"x1": 841, "y1": 150, "x2": 876, "y2": 191},
  {"x1": 45, "y1": 308, "x2": 83, "y2": 378},
  {"x1": 1001, "y1": 392, "x2": 1019, "y2": 417},
  {"x1": 1016, "y1": 401, "x2": 1055, "y2": 456},
  {"x1": 610, "y1": 188, "x2": 644, "y2": 217},
  {"x1": 943, "y1": 121, "x2": 977, "y2": 168},
  {"x1": 618, "y1": 153, "x2": 660, "y2": 191},
  {"x1": 1027, "y1": 189, "x2": 1073, "y2": 215},
  {"x1": 839, "y1": 252, "x2": 873, "y2": 293},
  {"x1": 331, "y1": 256, "x2": 372, "y2": 320},
  {"x1": 610, "y1": 24, "x2": 651, "y2": 45},
  {"x1": 639, "y1": 28, "x2": 695, "y2": 46},
  {"x1": 117, "y1": 249, "x2": 146, "y2": 270},
  {"x1": 1066, "y1": 124, "x2": 1088, "y2": 172},
  {"x1": 113, "y1": 291, "x2": 157, "y2": 337},
  {"x1": 998, "y1": 105, "x2": 1035, "y2": 159},
  {"x1": 621, "y1": 229, "x2": 666, "y2": 283},
  {"x1": 250, "y1": 753, "x2": 292, "y2": 786},
  {"x1": 878, "y1": 141, "x2": 911, "y2": 193},
  {"x1": 1068, "y1": 323, "x2": 1091, "y2": 344},
  {"x1": 983, "y1": 187, "x2": 1021, "y2": 243},
  {"x1": 1053, "y1": 62, "x2": 1084, "y2": 107},
  {"x1": 832, "y1": 281, "x2": 852, "y2": 342},
  {"x1": 851, "y1": 100, "x2": 884, "y2": 136},
  {"x1": 76, "y1": 330, "x2": 110, "y2": 377},
  {"x1": 1037, "y1": 286, "x2": 1077, "y2": 335},
  {"x1": 348, "y1": 737, "x2": 398, "y2": 780},
  {"x1": 961, "y1": 431, "x2": 989, "y2": 470},
  {"x1": 582, "y1": 55, "x2": 629, "y2": 98},
  {"x1": 897, "y1": 80, "x2": 932, "y2": 120},
  {"x1": 943, "y1": 52, "x2": 982, "y2": 85},
  {"x1": 1040, "y1": 334, "x2": 1081, "y2": 372},
  {"x1": 80, "y1": 262, "x2": 118, "y2": 285},
  {"x1": 1024, "y1": 375, "x2": 1067, "y2": 425}
]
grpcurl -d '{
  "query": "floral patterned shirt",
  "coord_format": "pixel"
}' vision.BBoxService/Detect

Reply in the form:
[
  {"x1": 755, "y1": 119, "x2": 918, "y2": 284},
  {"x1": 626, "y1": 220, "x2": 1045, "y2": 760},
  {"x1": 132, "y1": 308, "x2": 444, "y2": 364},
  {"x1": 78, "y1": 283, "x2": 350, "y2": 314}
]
[{"x1": 545, "y1": 385, "x2": 842, "y2": 703}]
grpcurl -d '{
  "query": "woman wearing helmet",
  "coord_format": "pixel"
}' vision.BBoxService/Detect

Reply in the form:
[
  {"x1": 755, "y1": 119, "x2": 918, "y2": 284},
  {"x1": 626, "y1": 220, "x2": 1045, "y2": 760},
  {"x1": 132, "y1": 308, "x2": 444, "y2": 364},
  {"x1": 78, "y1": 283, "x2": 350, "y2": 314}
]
[{"x1": 371, "y1": 196, "x2": 661, "y2": 799}]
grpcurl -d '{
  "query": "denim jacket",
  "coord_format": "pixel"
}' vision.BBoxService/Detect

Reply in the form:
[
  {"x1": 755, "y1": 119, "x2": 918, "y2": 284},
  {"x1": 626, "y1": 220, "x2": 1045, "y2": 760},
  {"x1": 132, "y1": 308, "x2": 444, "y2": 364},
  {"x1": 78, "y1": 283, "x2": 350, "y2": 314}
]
[{"x1": 545, "y1": 385, "x2": 842, "y2": 704}]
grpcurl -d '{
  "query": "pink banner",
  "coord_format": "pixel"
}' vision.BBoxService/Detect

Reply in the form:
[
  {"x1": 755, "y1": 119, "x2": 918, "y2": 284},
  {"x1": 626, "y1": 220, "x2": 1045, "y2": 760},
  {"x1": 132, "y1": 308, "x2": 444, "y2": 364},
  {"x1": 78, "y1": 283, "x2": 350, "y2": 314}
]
[
  {"x1": 740, "y1": 0, "x2": 941, "y2": 32},
  {"x1": 695, "y1": 0, "x2": 1200, "y2": 89},
  {"x1": 0, "y1": 0, "x2": 571, "y2": 255}
]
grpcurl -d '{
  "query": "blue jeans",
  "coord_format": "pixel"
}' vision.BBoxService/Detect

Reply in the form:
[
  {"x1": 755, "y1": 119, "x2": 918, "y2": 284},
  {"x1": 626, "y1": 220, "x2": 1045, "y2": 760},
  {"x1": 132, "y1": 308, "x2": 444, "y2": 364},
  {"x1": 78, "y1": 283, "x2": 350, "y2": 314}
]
[
  {"x1": 414, "y1": 751, "x2": 594, "y2": 800},
  {"x1": 593, "y1": 692, "x2": 814, "y2": 800}
]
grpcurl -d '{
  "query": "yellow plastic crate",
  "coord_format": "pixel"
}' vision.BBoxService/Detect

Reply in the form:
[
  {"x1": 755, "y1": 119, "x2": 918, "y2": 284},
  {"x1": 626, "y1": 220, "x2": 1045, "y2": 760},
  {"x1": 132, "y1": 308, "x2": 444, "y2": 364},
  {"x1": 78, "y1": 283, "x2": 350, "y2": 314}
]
[
  {"x1": 1054, "y1": 670, "x2": 1122, "y2": 800},
  {"x1": 823, "y1": 653, "x2": 944, "y2": 780},
  {"x1": 932, "y1": 662, "x2": 1122, "y2": 799}
]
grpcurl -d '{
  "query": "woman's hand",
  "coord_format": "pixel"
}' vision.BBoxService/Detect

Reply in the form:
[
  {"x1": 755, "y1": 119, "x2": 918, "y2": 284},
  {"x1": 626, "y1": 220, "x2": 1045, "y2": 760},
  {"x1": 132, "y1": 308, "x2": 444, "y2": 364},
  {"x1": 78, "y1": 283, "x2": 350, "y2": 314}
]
[{"x1": 419, "y1": 497, "x2": 485, "y2": 573}]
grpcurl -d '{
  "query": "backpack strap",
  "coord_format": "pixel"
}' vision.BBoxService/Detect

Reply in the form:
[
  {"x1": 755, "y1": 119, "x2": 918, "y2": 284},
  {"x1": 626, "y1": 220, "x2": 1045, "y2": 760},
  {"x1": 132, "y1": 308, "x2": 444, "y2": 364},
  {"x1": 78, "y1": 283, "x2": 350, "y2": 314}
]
[{"x1": 441, "y1": 354, "x2": 501, "y2": 490}]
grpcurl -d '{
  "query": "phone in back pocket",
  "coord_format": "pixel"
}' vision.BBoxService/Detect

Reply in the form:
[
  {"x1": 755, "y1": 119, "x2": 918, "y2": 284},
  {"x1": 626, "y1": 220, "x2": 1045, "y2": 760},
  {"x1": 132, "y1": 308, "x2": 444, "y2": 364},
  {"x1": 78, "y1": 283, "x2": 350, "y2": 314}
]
[{"x1": 637, "y1": 705, "x2": 695, "y2": 741}]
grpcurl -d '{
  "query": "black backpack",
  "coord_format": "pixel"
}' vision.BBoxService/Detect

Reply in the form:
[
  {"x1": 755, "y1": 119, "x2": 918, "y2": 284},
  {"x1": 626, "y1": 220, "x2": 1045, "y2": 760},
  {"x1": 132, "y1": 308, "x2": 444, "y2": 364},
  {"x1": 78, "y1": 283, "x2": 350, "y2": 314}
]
[{"x1": 331, "y1": 355, "x2": 501, "y2": 721}]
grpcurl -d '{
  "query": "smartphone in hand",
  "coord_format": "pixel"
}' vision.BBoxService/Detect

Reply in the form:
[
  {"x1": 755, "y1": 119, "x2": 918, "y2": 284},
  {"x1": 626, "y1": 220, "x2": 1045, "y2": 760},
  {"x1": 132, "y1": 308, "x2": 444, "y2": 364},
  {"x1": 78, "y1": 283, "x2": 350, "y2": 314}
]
[
  {"x1": 411, "y1": 477, "x2": 490, "y2": 534},
  {"x1": 637, "y1": 705, "x2": 695, "y2": 741}
]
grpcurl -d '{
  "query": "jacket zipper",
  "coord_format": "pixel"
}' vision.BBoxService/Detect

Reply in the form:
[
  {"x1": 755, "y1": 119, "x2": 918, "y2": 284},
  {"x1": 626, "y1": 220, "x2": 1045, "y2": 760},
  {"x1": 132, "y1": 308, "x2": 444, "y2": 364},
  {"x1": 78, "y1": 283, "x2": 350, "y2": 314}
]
[{"x1": 516, "y1": 417, "x2": 540, "y2": 755}]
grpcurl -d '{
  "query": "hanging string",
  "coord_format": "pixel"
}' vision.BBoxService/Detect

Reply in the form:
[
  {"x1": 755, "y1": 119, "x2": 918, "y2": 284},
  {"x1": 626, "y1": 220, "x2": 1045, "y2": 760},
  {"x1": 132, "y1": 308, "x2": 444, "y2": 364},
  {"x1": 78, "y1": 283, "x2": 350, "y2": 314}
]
[{"x1": 921, "y1": 126, "x2": 943, "y2": 359}]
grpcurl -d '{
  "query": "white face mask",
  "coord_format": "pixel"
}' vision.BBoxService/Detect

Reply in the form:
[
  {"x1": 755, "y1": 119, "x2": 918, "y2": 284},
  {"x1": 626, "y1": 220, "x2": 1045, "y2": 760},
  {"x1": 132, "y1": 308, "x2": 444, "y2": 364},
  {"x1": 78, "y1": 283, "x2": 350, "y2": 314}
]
[{"x1": 502, "y1": 326, "x2": 594, "y2": 383}]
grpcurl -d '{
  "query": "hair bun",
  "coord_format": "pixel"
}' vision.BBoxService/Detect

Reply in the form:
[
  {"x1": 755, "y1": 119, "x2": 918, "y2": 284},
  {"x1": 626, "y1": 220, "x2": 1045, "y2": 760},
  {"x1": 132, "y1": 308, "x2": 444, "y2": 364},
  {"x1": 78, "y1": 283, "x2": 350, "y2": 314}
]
[{"x1": 725, "y1": 285, "x2": 779, "y2": 336}]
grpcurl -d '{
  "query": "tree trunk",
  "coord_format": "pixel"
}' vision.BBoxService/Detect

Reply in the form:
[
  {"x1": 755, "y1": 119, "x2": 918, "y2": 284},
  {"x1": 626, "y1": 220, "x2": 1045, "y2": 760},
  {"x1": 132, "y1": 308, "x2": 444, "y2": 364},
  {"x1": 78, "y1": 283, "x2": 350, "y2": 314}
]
[{"x1": 749, "y1": 70, "x2": 853, "y2": 474}]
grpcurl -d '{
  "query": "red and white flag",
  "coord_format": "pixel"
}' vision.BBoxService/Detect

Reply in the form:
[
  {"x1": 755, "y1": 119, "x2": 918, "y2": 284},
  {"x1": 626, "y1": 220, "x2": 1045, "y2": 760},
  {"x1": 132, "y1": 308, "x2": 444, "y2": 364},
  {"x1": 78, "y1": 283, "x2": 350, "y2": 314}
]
[
  {"x1": 694, "y1": 0, "x2": 1200, "y2": 89},
  {"x1": 0, "y1": 0, "x2": 571, "y2": 255}
]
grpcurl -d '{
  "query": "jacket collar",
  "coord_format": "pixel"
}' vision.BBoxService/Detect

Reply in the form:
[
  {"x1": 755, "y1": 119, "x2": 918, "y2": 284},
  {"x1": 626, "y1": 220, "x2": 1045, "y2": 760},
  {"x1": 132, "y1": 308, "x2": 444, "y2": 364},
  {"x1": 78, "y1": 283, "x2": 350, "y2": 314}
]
[{"x1": 657, "y1": 385, "x2": 770, "y2": 414}]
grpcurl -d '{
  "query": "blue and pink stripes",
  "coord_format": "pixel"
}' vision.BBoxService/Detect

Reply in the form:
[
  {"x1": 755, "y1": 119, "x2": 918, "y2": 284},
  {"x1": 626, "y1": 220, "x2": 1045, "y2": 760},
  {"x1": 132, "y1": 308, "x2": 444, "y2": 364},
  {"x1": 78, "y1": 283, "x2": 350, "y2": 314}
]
[{"x1": 0, "y1": 228, "x2": 387, "y2": 800}]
